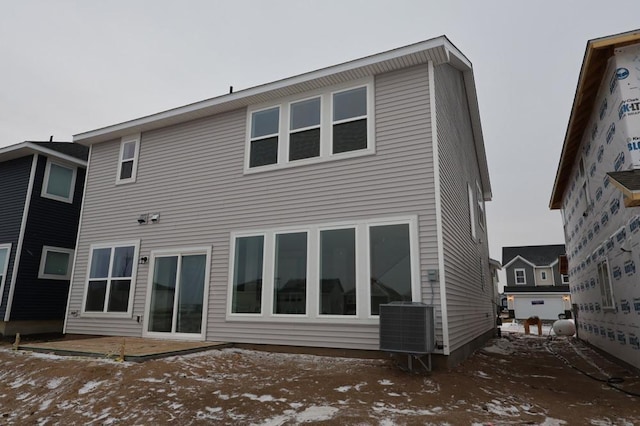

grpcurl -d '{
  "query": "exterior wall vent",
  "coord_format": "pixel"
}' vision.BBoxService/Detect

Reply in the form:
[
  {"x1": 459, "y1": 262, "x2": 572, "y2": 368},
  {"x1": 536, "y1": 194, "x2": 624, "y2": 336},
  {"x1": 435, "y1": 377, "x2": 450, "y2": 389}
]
[{"x1": 379, "y1": 302, "x2": 435, "y2": 355}]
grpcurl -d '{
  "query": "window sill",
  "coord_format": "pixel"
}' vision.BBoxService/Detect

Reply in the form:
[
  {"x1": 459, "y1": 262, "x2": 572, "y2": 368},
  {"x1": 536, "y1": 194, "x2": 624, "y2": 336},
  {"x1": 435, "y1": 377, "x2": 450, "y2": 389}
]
[
  {"x1": 81, "y1": 312, "x2": 133, "y2": 319},
  {"x1": 226, "y1": 314, "x2": 380, "y2": 325},
  {"x1": 243, "y1": 148, "x2": 375, "y2": 175}
]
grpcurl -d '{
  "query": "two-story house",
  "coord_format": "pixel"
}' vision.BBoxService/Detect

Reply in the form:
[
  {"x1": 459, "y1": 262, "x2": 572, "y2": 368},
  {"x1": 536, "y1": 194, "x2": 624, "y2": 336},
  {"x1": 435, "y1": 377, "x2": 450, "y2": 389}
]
[
  {"x1": 0, "y1": 141, "x2": 88, "y2": 335},
  {"x1": 502, "y1": 244, "x2": 571, "y2": 320},
  {"x1": 64, "y1": 36, "x2": 493, "y2": 367},
  {"x1": 550, "y1": 29, "x2": 640, "y2": 370}
]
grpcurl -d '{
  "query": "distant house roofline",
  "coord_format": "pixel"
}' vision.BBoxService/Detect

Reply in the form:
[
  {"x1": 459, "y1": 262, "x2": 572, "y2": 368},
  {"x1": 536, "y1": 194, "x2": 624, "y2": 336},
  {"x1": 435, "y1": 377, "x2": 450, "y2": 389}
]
[
  {"x1": 550, "y1": 29, "x2": 640, "y2": 209},
  {"x1": 0, "y1": 141, "x2": 88, "y2": 166},
  {"x1": 72, "y1": 35, "x2": 492, "y2": 201},
  {"x1": 502, "y1": 244, "x2": 566, "y2": 268}
]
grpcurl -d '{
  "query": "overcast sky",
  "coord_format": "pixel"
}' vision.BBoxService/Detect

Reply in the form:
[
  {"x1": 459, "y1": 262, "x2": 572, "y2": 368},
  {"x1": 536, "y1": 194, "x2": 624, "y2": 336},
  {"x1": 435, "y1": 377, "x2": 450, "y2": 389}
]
[{"x1": 2, "y1": 0, "x2": 640, "y2": 282}]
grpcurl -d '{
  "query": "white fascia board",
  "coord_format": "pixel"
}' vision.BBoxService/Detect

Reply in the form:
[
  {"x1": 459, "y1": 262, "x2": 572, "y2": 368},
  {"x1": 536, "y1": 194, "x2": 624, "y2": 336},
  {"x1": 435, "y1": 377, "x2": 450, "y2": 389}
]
[
  {"x1": 502, "y1": 255, "x2": 537, "y2": 269},
  {"x1": 74, "y1": 36, "x2": 457, "y2": 145},
  {"x1": 0, "y1": 142, "x2": 87, "y2": 167},
  {"x1": 503, "y1": 292, "x2": 570, "y2": 296}
]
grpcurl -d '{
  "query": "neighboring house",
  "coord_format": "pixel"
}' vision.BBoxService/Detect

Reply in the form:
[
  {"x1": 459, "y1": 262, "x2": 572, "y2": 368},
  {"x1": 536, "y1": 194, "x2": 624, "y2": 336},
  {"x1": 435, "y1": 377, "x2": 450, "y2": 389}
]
[
  {"x1": 64, "y1": 36, "x2": 493, "y2": 367},
  {"x1": 0, "y1": 141, "x2": 88, "y2": 335},
  {"x1": 502, "y1": 245, "x2": 571, "y2": 320},
  {"x1": 550, "y1": 29, "x2": 640, "y2": 370}
]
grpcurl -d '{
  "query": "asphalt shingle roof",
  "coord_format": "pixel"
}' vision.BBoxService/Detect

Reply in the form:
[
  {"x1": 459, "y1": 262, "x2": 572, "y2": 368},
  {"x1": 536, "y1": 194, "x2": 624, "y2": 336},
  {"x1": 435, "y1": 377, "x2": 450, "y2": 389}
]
[
  {"x1": 502, "y1": 244, "x2": 566, "y2": 267},
  {"x1": 607, "y1": 170, "x2": 640, "y2": 192}
]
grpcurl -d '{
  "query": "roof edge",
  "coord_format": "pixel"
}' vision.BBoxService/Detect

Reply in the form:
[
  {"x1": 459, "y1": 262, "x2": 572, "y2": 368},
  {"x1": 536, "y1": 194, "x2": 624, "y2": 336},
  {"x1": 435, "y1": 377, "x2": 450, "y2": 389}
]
[
  {"x1": 0, "y1": 142, "x2": 87, "y2": 166},
  {"x1": 73, "y1": 36, "x2": 474, "y2": 145},
  {"x1": 550, "y1": 29, "x2": 640, "y2": 209}
]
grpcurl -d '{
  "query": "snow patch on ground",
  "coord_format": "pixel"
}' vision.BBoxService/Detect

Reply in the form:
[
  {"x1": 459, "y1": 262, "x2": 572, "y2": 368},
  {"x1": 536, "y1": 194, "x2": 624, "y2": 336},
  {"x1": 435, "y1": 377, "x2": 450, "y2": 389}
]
[
  {"x1": 46, "y1": 377, "x2": 65, "y2": 389},
  {"x1": 78, "y1": 380, "x2": 106, "y2": 395}
]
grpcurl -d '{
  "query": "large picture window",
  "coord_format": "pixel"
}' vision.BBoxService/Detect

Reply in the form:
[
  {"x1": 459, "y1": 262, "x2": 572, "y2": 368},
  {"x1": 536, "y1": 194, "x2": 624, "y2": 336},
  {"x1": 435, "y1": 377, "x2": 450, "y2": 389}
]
[
  {"x1": 41, "y1": 160, "x2": 76, "y2": 203},
  {"x1": 84, "y1": 241, "x2": 138, "y2": 316},
  {"x1": 320, "y1": 228, "x2": 356, "y2": 316},
  {"x1": 274, "y1": 232, "x2": 308, "y2": 315},
  {"x1": 227, "y1": 217, "x2": 417, "y2": 323},
  {"x1": 246, "y1": 79, "x2": 374, "y2": 171},
  {"x1": 369, "y1": 224, "x2": 412, "y2": 315},
  {"x1": 38, "y1": 246, "x2": 74, "y2": 280},
  {"x1": 231, "y1": 236, "x2": 264, "y2": 314}
]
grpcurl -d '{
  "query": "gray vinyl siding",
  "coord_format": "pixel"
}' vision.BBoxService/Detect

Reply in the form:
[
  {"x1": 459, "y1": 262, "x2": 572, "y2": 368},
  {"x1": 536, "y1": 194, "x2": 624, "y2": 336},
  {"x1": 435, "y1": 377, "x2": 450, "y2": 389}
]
[
  {"x1": 66, "y1": 64, "x2": 441, "y2": 350},
  {"x1": 435, "y1": 64, "x2": 493, "y2": 353},
  {"x1": 0, "y1": 155, "x2": 32, "y2": 316},
  {"x1": 505, "y1": 261, "x2": 535, "y2": 286}
]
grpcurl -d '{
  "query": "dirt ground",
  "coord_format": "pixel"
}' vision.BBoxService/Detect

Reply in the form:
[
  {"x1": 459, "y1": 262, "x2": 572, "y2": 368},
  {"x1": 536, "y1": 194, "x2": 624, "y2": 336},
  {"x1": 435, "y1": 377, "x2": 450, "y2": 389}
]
[{"x1": 0, "y1": 330, "x2": 639, "y2": 425}]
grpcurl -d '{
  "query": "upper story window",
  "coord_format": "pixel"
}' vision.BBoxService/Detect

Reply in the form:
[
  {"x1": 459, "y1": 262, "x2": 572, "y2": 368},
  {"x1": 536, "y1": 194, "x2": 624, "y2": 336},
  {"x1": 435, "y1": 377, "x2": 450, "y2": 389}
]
[
  {"x1": 41, "y1": 159, "x2": 77, "y2": 203},
  {"x1": 117, "y1": 134, "x2": 140, "y2": 184},
  {"x1": 468, "y1": 183, "x2": 476, "y2": 239},
  {"x1": 332, "y1": 87, "x2": 367, "y2": 154},
  {"x1": 245, "y1": 78, "x2": 374, "y2": 172},
  {"x1": 476, "y1": 181, "x2": 485, "y2": 230},
  {"x1": 289, "y1": 97, "x2": 321, "y2": 161},
  {"x1": 249, "y1": 107, "x2": 280, "y2": 167},
  {"x1": 514, "y1": 268, "x2": 526, "y2": 285},
  {"x1": 561, "y1": 274, "x2": 569, "y2": 284},
  {"x1": 38, "y1": 246, "x2": 74, "y2": 280},
  {"x1": 540, "y1": 271, "x2": 547, "y2": 280}
]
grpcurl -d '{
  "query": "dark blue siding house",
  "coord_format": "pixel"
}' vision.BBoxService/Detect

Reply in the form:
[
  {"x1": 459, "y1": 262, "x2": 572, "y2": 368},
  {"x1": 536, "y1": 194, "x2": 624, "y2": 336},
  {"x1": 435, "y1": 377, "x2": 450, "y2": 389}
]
[{"x1": 0, "y1": 141, "x2": 88, "y2": 335}]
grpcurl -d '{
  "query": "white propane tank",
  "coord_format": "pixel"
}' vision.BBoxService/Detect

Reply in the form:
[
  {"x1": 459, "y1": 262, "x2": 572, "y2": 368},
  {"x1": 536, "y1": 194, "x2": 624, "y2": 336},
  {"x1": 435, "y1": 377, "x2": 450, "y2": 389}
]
[{"x1": 552, "y1": 319, "x2": 576, "y2": 336}]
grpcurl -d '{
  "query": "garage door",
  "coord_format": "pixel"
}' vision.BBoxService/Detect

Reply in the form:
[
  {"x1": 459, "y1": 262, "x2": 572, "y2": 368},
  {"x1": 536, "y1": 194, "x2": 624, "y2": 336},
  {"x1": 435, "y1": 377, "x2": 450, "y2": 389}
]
[{"x1": 513, "y1": 296, "x2": 564, "y2": 320}]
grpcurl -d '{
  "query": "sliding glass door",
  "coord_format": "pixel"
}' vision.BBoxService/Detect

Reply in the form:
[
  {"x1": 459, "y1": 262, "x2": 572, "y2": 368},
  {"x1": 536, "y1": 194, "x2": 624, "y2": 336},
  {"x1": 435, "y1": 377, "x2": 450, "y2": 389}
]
[{"x1": 146, "y1": 249, "x2": 209, "y2": 339}]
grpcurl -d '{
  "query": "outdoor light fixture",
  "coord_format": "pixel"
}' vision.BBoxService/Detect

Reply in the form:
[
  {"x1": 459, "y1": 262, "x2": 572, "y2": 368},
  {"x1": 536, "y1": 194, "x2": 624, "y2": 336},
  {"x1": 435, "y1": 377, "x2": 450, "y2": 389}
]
[
  {"x1": 139, "y1": 256, "x2": 148, "y2": 264},
  {"x1": 137, "y1": 214, "x2": 148, "y2": 225}
]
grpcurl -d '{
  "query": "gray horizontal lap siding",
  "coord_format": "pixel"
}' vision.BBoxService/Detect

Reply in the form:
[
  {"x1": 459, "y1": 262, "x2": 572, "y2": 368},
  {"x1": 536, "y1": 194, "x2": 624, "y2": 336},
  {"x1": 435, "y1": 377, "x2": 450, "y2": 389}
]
[
  {"x1": 505, "y1": 261, "x2": 535, "y2": 286},
  {"x1": 66, "y1": 65, "x2": 440, "y2": 350},
  {"x1": 0, "y1": 155, "x2": 32, "y2": 316},
  {"x1": 435, "y1": 64, "x2": 493, "y2": 353}
]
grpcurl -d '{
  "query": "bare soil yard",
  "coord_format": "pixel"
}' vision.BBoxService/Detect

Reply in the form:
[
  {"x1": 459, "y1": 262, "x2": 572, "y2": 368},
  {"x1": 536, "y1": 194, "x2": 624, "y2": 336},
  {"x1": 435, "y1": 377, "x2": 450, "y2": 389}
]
[{"x1": 0, "y1": 329, "x2": 639, "y2": 425}]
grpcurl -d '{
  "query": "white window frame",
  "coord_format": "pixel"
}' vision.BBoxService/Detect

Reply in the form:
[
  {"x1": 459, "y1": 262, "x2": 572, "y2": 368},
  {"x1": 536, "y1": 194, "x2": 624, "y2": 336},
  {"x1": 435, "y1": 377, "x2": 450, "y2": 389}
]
[
  {"x1": 288, "y1": 96, "x2": 321, "y2": 162},
  {"x1": 142, "y1": 246, "x2": 211, "y2": 341},
  {"x1": 226, "y1": 215, "x2": 419, "y2": 324},
  {"x1": 540, "y1": 271, "x2": 547, "y2": 280},
  {"x1": 597, "y1": 259, "x2": 615, "y2": 310},
  {"x1": 38, "y1": 246, "x2": 74, "y2": 280},
  {"x1": 116, "y1": 134, "x2": 140, "y2": 185},
  {"x1": 244, "y1": 78, "x2": 375, "y2": 173},
  {"x1": 0, "y1": 243, "x2": 11, "y2": 301},
  {"x1": 514, "y1": 268, "x2": 526, "y2": 285},
  {"x1": 561, "y1": 274, "x2": 570, "y2": 284},
  {"x1": 81, "y1": 240, "x2": 140, "y2": 318},
  {"x1": 41, "y1": 159, "x2": 77, "y2": 203},
  {"x1": 476, "y1": 181, "x2": 485, "y2": 230},
  {"x1": 317, "y1": 225, "x2": 359, "y2": 318},
  {"x1": 468, "y1": 183, "x2": 476, "y2": 239},
  {"x1": 272, "y1": 230, "x2": 310, "y2": 317}
]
